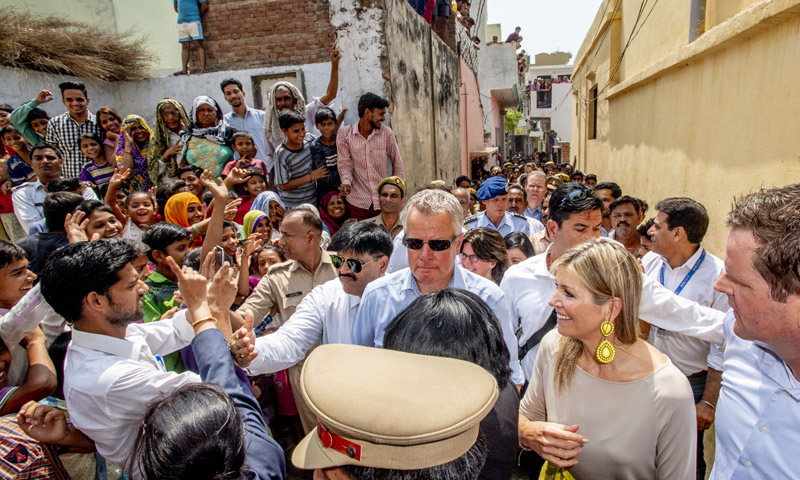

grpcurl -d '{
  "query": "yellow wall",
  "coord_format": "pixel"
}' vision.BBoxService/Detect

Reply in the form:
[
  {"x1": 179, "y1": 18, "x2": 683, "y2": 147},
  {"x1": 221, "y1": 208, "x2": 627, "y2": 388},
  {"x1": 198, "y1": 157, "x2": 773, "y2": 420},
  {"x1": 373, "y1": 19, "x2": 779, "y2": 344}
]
[
  {"x1": 0, "y1": 0, "x2": 181, "y2": 74},
  {"x1": 572, "y1": 0, "x2": 800, "y2": 257}
]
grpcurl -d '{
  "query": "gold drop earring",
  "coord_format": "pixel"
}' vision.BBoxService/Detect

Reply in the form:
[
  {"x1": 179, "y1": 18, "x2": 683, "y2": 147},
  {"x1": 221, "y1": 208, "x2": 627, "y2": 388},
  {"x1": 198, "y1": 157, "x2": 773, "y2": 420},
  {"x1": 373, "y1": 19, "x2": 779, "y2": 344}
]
[{"x1": 596, "y1": 318, "x2": 615, "y2": 363}]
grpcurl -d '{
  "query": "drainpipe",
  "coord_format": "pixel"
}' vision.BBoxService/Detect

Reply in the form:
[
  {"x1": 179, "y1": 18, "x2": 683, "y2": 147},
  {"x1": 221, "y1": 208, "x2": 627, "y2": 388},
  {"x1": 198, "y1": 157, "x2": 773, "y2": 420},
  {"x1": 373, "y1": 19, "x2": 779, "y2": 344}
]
[{"x1": 689, "y1": 0, "x2": 706, "y2": 42}]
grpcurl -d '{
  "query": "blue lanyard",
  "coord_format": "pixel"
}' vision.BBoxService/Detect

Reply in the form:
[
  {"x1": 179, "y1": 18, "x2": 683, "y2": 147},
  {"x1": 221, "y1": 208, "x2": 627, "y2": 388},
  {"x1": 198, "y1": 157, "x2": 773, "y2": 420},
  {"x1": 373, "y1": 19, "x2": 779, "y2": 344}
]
[{"x1": 660, "y1": 250, "x2": 706, "y2": 295}]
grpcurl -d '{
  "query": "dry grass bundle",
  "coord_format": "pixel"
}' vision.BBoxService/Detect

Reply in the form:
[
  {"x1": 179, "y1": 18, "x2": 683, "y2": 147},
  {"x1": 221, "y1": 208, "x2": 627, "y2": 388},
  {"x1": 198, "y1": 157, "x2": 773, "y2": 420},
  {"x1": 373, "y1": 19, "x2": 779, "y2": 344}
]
[{"x1": 0, "y1": 8, "x2": 153, "y2": 81}]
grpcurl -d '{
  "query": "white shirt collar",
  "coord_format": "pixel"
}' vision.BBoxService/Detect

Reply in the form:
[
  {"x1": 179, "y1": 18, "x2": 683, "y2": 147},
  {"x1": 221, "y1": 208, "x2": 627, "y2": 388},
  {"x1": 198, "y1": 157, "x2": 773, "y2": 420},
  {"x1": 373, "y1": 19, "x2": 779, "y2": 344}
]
[{"x1": 71, "y1": 329, "x2": 141, "y2": 361}]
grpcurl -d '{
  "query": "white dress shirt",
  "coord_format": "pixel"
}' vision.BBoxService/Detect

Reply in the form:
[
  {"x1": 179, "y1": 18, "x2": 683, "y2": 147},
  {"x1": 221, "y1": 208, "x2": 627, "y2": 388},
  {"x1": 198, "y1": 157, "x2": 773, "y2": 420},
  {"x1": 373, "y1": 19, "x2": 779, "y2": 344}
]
[
  {"x1": 709, "y1": 312, "x2": 800, "y2": 479},
  {"x1": 642, "y1": 248, "x2": 728, "y2": 375},
  {"x1": 12, "y1": 179, "x2": 98, "y2": 233},
  {"x1": 246, "y1": 278, "x2": 359, "y2": 375},
  {"x1": 64, "y1": 313, "x2": 200, "y2": 476}
]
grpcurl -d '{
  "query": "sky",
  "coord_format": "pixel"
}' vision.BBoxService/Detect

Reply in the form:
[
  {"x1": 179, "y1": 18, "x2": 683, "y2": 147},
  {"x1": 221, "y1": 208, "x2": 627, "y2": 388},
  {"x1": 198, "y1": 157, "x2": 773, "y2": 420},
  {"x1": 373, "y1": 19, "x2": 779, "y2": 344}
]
[{"x1": 485, "y1": 0, "x2": 606, "y2": 61}]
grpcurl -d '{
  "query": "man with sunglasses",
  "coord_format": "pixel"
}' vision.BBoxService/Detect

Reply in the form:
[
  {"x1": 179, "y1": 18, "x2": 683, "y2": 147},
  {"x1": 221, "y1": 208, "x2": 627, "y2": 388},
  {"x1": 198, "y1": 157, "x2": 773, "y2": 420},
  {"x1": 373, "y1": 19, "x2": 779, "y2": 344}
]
[
  {"x1": 464, "y1": 176, "x2": 544, "y2": 238},
  {"x1": 352, "y1": 189, "x2": 525, "y2": 386}
]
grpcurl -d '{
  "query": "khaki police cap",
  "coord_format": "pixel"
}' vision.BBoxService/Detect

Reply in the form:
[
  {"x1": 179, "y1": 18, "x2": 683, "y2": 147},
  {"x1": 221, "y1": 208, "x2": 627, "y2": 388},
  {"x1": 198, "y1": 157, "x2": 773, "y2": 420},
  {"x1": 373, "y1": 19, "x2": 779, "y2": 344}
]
[
  {"x1": 292, "y1": 344, "x2": 498, "y2": 470},
  {"x1": 376, "y1": 176, "x2": 406, "y2": 196}
]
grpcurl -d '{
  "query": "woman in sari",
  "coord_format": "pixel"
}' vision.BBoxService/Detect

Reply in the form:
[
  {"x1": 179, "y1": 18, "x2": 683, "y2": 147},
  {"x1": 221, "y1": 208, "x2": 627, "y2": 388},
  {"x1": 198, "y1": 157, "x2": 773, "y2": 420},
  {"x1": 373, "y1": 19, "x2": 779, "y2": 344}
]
[
  {"x1": 243, "y1": 209, "x2": 272, "y2": 243},
  {"x1": 251, "y1": 191, "x2": 285, "y2": 242},
  {"x1": 179, "y1": 96, "x2": 235, "y2": 178},
  {"x1": 116, "y1": 115, "x2": 153, "y2": 191},
  {"x1": 164, "y1": 191, "x2": 206, "y2": 248},
  {"x1": 318, "y1": 190, "x2": 351, "y2": 236},
  {"x1": 147, "y1": 99, "x2": 190, "y2": 186}
]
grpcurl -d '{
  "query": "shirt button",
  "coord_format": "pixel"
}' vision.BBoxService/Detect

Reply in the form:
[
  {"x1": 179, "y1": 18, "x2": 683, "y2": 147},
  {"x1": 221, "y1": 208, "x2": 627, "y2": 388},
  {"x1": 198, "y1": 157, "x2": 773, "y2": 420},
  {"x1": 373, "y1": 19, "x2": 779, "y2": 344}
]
[
  {"x1": 743, "y1": 460, "x2": 752, "y2": 468},
  {"x1": 761, "y1": 426, "x2": 769, "y2": 433}
]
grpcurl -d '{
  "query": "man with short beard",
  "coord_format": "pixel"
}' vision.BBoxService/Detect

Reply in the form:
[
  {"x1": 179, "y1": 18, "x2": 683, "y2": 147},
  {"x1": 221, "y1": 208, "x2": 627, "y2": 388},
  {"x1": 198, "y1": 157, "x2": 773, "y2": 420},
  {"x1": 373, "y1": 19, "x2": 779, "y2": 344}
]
[{"x1": 608, "y1": 195, "x2": 646, "y2": 255}]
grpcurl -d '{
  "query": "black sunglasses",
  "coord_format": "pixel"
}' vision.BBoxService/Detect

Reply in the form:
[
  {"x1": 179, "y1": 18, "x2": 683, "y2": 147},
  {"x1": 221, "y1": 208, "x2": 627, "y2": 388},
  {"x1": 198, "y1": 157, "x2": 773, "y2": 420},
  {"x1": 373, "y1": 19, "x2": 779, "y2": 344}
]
[
  {"x1": 559, "y1": 188, "x2": 600, "y2": 207},
  {"x1": 402, "y1": 236, "x2": 457, "y2": 252},
  {"x1": 330, "y1": 255, "x2": 377, "y2": 273}
]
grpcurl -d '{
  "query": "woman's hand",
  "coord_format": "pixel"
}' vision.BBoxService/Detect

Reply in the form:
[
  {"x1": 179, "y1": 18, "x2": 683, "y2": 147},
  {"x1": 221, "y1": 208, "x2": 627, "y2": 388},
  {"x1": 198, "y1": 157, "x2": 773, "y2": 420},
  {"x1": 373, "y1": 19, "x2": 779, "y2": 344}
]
[
  {"x1": 162, "y1": 141, "x2": 183, "y2": 159},
  {"x1": 123, "y1": 124, "x2": 134, "y2": 148},
  {"x1": 519, "y1": 419, "x2": 588, "y2": 469}
]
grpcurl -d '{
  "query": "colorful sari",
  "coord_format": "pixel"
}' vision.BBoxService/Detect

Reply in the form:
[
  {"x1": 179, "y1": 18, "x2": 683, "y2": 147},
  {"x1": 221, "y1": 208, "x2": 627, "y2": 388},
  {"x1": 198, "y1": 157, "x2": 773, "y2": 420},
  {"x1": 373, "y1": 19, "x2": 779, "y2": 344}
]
[
  {"x1": 164, "y1": 191, "x2": 205, "y2": 248},
  {"x1": 115, "y1": 114, "x2": 153, "y2": 191},
  {"x1": 180, "y1": 96, "x2": 235, "y2": 178}
]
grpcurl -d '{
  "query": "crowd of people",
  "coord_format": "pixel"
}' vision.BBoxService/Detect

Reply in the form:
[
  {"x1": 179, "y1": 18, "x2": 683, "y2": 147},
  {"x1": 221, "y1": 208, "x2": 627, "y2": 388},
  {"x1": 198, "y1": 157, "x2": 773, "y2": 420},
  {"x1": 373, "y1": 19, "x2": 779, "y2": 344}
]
[{"x1": 0, "y1": 66, "x2": 797, "y2": 480}]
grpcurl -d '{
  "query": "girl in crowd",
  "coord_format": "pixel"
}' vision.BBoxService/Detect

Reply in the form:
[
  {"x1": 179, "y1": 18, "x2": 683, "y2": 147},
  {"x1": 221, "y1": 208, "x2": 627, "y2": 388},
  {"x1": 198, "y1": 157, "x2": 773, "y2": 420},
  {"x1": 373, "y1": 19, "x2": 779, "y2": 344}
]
[
  {"x1": 243, "y1": 209, "x2": 272, "y2": 244},
  {"x1": 116, "y1": 115, "x2": 153, "y2": 191},
  {"x1": 165, "y1": 191, "x2": 206, "y2": 249},
  {"x1": 318, "y1": 191, "x2": 351, "y2": 236},
  {"x1": 460, "y1": 227, "x2": 509, "y2": 284},
  {"x1": 147, "y1": 98, "x2": 190, "y2": 186},
  {"x1": 105, "y1": 166, "x2": 157, "y2": 243},
  {"x1": 251, "y1": 191, "x2": 285, "y2": 242},
  {"x1": 78, "y1": 132, "x2": 115, "y2": 197},
  {"x1": 504, "y1": 231, "x2": 535, "y2": 265},
  {"x1": 249, "y1": 244, "x2": 285, "y2": 280},
  {"x1": 75, "y1": 200, "x2": 123, "y2": 240},
  {"x1": 96, "y1": 106, "x2": 122, "y2": 165},
  {"x1": 233, "y1": 169, "x2": 268, "y2": 224},
  {"x1": 179, "y1": 96, "x2": 235, "y2": 178},
  {"x1": 518, "y1": 239, "x2": 695, "y2": 479}
]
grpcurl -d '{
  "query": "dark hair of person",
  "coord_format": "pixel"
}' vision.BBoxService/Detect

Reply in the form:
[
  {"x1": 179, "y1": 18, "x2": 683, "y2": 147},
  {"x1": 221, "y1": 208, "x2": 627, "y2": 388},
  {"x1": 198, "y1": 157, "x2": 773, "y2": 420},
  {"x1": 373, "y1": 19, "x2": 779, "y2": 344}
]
[
  {"x1": 142, "y1": 223, "x2": 192, "y2": 263},
  {"x1": 462, "y1": 228, "x2": 509, "y2": 284},
  {"x1": 0, "y1": 125, "x2": 19, "y2": 139},
  {"x1": 329, "y1": 221, "x2": 393, "y2": 259},
  {"x1": 76, "y1": 200, "x2": 114, "y2": 219},
  {"x1": 507, "y1": 184, "x2": 526, "y2": 202},
  {"x1": 79, "y1": 132, "x2": 105, "y2": 147},
  {"x1": 58, "y1": 82, "x2": 87, "y2": 97},
  {"x1": 30, "y1": 142, "x2": 64, "y2": 160},
  {"x1": 284, "y1": 206, "x2": 323, "y2": 233},
  {"x1": 95, "y1": 107, "x2": 122, "y2": 138},
  {"x1": 278, "y1": 109, "x2": 305, "y2": 130},
  {"x1": 26, "y1": 107, "x2": 49, "y2": 122},
  {"x1": 122, "y1": 238, "x2": 151, "y2": 259},
  {"x1": 156, "y1": 180, "x2": 188, "y2": 217},
  {"x1": 455, "y1": 175, "x2": 471, "y2": 187},
  {"x1": 125, "y1": 191, "x2": 153, "y2": 208},
  {"x1": 134, "y1": 383, "x2": 247, "y2": 480},
  {"x1": 181, "y1": 248, "x2": 202, "y2": 271},
  {"x1": 46, "y1": 178, "x2": 81, "y2": 194},
  {"x1": 220, "y1": 78, "x2": 243, "y2": 93},
  {"x1": 637, "y1": 217, "x2": 655, "y2": 241},
  {"x1": 548, "y1": 183, "x2": 604, "y2": 228},
  {"x1": 341, "y1": 432, "x2": 487, "y2": 480},
  {"x1": 609, "y1": 195, "x2": 647, "y2": 216},
  {"x1": 248, "y1": 244, "x2": 286, "y2": 276},
  {"x1": 504, "y1": 232, "x2": 535, "y2": 259},
  {"x1": 245, "y1": 168, "x2": 265, "y2": 182},
  {"x1": 385, "y1": 288, "x2": 511, "y2": 389},
  {"x1": 222, "y1": 220, "x2": 237, "y2": 233},
  {"x1": 0, "y1": 239, "x2": 26, "y2": 270},
  {"x1": 595, "y1": 181, "x2": 622, "y2": 200},
  {"x1": 357, "y1": 92, "x2": 390, "y2": 118},
  {"x1": 231, "y1": 131, "x2": 253, "y2": 143},
  {"x1": 655, "y1": 197, "x2": 709, "y2": 244},
  {"x1": 40, "y1": 240, "x2": 137, "y2": 323},
  {"x1": 585, "y1": 173, "x2": 597, "y2": 182},
  {"x1": 0, "y1": 104, "x2": 12, "y2": 114},
  {"x1": 314, "y1": 106, "x2": 336, "y2": 124},
  {"x1": 177, "y1": 165, "x2": 202, "y2": 179},
  {"x1": 43, "y1": 192, "x2": 83, "y2": 232}
]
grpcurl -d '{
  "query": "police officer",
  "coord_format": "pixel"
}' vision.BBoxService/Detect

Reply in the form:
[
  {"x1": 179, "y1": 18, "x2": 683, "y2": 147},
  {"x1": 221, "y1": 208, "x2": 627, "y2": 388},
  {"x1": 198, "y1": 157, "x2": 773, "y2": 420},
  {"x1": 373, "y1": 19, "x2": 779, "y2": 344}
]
[{"x1": 464, "y1": 176, "x2": 544, "y2": 237}]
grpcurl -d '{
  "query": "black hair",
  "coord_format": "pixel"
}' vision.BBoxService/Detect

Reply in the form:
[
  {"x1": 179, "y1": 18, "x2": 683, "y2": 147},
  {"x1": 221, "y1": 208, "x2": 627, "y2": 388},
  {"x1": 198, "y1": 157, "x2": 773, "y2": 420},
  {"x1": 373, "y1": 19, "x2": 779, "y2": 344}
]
[
  {"x1": 122, "y1": 238, "x2": 151, "y2": 259},
  {"x1": 357, "y1": 92, "x2": 390, "y2": 118},
  {"x1": 142, "y1": 222, "x2": 192, "y2": 263},
  {"x1": 385, "y1": 289, "x2": 511, "y2": 389},
  {"x1": 181, "y1": 248, "x2": 202, "y2": 271},
  {"x1": 79, "y1": 131, "x2": 105, "y2": 146},
  {"x1": 637, "y1": 217, "x2": 655, "y2": 240},
  {"x1": 655, "y1": 197, "x2": 709, "y2": 244},
  {"x1": 0, "y1": 104, "x2": 12, "y2": 114},
  {"x1": 507, "y1": 184, "x2": 527, "y2": 201},
  {"x1": 0, "y1": 125, "x2": 19, "y2": 139},
  {"x1": 278, "y1": 109, "x2": 305, "y2": 130},
  {"x1": 30, "y1": 142, "x2": 63, "y2": 160},
  {"x1": 40, "y1": 240, "x2": 136, "y2": 323},
  {"x1": 26, "y1": 107, "x2": 49, "y2": 123},
  {"x1": 222, "y1": 220, "x2": 237, "y2": 232},
  {"x1": 156, "y1": 180, "x2": 188, "y2": 217},
  {"x1": 585, "y1": 173, "x2": 597, "y2": 182},
  {"x1": 177, "y1": 165, "x2": 202, "y2": 179},
  {"x1": 504, "y1": 232, "x2": 535, "y2": 259},
  {"x1": 58, "y1": 81, "x2": 87, "y2": 98},
  {"x1": 45, "y1": 178, "x2": 81, "y2": 194},
  {"x1": 284, "y1": 206, "x2": 323, "y2": 233},
  {"x1": 125, "y1": 190, "x2": 154, "y2": 208},
  {"x1": 455, "y1": 175, "x2": 471, "y2": 187},
  {"x1": 76, "y1": 200, "x2": 114, "y2": 219},
  {"x1": 43, "y1": 192, "x2": 83, "y2": 232},
  {"x1": 244, "y1": 167, "x2": 266, "y2": 182},
  {"x1": 548, "y1": 182, "x2": 604, "y2": 228},
  {"x1": 595, "y1": 181, "x2": 622, "y2": 200},
  {"x1": 341, "y1": 432, "x2": 487, "y2": 480},
  {"x1": 249, "y1": 244, "x2": 286, "y2": 276},
  {"x1": 329, "y1": 221, "x2": 393, "y2": 259},
  {"x1": 231, "y1": 131, "x2": 253, "y2": 143},
  {"x1": 220, "y1": 78, "x2": 243, "y2": 93},
  {"x1": 134, "y1": 383, "x2": 246, "y2": 480},
  {"x1": 314, "y1": 106, "x2": 336, "y2": 124},
  {"x1": 0, "y1": 239, "x2": 26, "y2": 270},
  {"x1": 609, "y1": 195, "x2": 647, "y2": 216},
  {"x1": 202, "y1": 191, "x2": 214, "y2": 206}
]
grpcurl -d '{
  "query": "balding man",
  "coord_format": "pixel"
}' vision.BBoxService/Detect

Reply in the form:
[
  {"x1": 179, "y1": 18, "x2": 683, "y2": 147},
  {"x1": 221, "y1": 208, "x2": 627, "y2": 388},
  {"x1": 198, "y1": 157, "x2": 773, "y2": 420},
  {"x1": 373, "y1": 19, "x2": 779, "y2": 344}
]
[{"x1": 452, "y1": 187, "x2": 471, "y2": 219}]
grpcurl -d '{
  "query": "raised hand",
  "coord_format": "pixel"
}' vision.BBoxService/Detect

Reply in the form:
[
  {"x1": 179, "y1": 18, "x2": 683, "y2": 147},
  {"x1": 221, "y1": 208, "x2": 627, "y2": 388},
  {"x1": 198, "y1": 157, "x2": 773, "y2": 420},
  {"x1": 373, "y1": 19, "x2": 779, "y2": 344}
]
[
  {"x1": 64, "y1": 211, "x2": 90, "y2": 243},
  {"x1": 109, "y1": 165, "x2": 131, "y2": 188},
  {"x1": 165, "y1": 256, "x2": 209, "y2": 312},
  {"x1": 208, "y1": 262, "x2": 237, "y2": 313},
  {"x1": 34, "y1": 90, "x2": 54, "y2": 105},
  {"x1": 231, "y1": 310, "x2": 258, "y2": 368},
  {"x1": 199, "y1": 170, "x2": 229, "y2": 201},
  {"x1": 223, "y1": 198, "x2": 242, "y2": 221},
  {"x1": 330, "y1": 42, "x2": 341, "y2": 64}
]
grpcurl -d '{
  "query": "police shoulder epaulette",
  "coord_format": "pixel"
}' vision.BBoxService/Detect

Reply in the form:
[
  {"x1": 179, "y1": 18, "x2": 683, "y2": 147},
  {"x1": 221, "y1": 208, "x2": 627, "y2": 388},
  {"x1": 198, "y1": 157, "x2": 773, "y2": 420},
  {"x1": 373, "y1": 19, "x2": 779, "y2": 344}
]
[
  {"x1": 463, "y1": 214, "x2": 478, "y2": 224},
  {"x1": 511, "y1": 212, "x2": 528, "y2": 219}
]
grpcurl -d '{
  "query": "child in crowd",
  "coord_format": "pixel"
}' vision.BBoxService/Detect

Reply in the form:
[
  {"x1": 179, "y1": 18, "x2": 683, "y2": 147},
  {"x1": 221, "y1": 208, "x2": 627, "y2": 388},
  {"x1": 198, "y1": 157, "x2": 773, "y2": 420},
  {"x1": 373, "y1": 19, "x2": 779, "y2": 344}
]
[
  {"x1": 74, "y1": 200, "x2": 123, "y2": 241},
  {"x1": 233, "y1": 168, "x2": 267, "y2": 224},
  {"x1": 223, "y1": 131, "x2": 268, "y2": 177},
  {"x1": 96, "y1": 106, "x2": 123, "y2": 164},
  {"x1": 249, "y1": 244, "x2": 286, "y2": 279},
  {"x1": 105, "y1": 165, "x2": 157, "y2": 243},
  {"x1": 79, "y1": 132, "x2": 115, "y2": 197},
  {"x1": 274, "y1": 110, "x2": 328, "y2": 208},
  {"x1": 8, "y1": 89, "x2": 51, "y2": 145},
  {"x1": 1, "y1": 126, "x2": 35, "y2": 186},
  {"x1": 219, "y1": 220, "x2": 239, "y2": 260},
  {"x1": 310, "y1": 106, "x2": 345, "y2": 203}
]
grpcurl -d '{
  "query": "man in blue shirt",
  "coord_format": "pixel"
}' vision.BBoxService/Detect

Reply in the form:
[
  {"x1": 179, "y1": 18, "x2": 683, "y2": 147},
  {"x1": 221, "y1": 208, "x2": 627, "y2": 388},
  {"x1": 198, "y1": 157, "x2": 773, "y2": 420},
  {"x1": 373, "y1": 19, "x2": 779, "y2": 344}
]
[
  {"x1": 173, "y1": 0, "x2": 208, "y2": 75},
  {"x1": 352, "y1": 189, "x2": 524, "y2": 385},
  {"x1": 220, "y1": 78, "x2": 268, "y2": 168},
  {"x1": 463, "y1": 176, "x2": 544, "y2": 237}
]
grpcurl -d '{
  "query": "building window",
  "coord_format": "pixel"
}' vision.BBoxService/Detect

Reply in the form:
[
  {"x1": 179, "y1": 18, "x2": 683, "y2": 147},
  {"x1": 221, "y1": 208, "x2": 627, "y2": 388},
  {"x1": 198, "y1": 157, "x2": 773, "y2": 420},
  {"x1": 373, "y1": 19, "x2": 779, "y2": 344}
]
[{"x1": 588, "y1": 85, "x2": 598, "y2": 140}]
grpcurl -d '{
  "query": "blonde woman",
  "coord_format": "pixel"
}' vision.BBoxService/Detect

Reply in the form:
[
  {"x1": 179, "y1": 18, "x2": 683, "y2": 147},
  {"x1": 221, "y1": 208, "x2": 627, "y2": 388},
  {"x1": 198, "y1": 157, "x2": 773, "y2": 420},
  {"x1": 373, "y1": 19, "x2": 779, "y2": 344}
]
[{"x1": 519, "y1": 239, "x2": 695, "y2": 479}]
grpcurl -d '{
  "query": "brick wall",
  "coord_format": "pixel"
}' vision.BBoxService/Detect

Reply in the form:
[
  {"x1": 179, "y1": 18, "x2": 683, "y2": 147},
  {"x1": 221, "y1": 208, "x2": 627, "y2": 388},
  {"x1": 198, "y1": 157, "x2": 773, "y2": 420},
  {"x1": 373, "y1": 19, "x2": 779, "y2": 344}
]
[{"x1": 201, "y1": 0, "x2": 335, "y2": 71}]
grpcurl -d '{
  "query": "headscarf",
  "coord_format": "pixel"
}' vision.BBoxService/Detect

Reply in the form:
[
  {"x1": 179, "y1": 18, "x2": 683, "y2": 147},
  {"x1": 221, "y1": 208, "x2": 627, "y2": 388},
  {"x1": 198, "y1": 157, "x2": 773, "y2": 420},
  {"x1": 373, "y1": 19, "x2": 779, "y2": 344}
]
[
  {"x1": 318, "y1": 191, "x2": 349, "y2": 236},
  {"x1": 115, "y1": 115, "x2": 153, "y2": 192},
  {"x1": 251, "y1": 191, "x2": 285, "y2": 214},
  {"x1": 148, "y1": 99, "x2": 190, "y2": 185},
  {"x1": 243, "y1": 210, "x2": 269, "y2": 239},
  {"x1": 164, "y1": 192, "x2": 204, "y2": 228},
  {"x1": 262, "y1": 82, "x2": 307, "y2": 145},
  {"x1": 179, "y1": 96, "x2": 235, "y2": 161}
]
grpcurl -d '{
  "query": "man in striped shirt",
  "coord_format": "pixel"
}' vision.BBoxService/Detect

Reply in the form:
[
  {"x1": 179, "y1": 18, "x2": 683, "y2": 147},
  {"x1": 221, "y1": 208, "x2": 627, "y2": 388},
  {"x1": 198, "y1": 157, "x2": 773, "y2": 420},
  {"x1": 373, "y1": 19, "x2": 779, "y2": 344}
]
[
  {"x1": 337, "y1": 92, "x2": 405, "y2": 220},
  {"x1": 44, "y1": 82, "x2": 100, "y2": 179}
]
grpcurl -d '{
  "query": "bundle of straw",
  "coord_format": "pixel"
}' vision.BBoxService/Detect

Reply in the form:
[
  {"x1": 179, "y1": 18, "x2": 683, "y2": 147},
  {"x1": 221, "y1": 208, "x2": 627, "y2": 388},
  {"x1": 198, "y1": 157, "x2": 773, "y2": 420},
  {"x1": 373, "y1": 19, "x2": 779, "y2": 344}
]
[{"x1": 0, "y1": 8, "x2": 152, "y2": 81}]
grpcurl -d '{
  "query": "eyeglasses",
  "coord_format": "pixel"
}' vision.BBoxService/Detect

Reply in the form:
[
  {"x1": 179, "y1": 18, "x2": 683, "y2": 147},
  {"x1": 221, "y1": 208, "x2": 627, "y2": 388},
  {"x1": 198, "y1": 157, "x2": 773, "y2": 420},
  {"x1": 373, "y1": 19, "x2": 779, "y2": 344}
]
[
  {"x1": 559, "y1": 188, "x2": 600, "y2": 208},
  {"x1": 330, "y1": 255, "x2": 378, "y2": 273},
  {"x1": 461, "y1": 253, "x2": 489, "y2": 264},
  {"x1": 402, "y1": 236, "x2": 457, "y2": 251}
]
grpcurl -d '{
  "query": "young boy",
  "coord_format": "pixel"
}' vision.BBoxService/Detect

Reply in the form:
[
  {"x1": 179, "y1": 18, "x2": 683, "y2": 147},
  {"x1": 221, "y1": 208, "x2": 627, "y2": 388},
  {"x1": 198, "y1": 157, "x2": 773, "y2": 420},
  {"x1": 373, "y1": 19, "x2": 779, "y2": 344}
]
[
  {"x1": 1, "y1": 126, "x2": 35, "y2": 186},
  {"x1": 310, "y1": 107, "x2": 343, "y2": 203},
  {"x1": 233, "y1": 168, "x2": 267, "y2": 224},
  {"x1": 274, "y1": 110, "x2": 327, "y2": 208},
  {"x1": 141, "y1": 223, "x2": 192, "y2": 372},
  {"x1": 9, "y1": 89, "x2": 52, "y2": 146}
]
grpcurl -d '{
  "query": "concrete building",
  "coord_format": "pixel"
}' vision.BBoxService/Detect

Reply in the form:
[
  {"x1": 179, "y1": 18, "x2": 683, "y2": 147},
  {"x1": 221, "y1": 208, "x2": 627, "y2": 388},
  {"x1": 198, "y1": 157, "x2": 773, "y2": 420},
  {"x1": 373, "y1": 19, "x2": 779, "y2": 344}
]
[
  {"x1": 477, "y1": 40, "x2": 520, "y2": 163},
  {"x1": 529, "y1": 64, "x2": 573, "y2": 159},
  {"x1": 571, "y1": 0, "x2": 800, "y2": 255}
]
